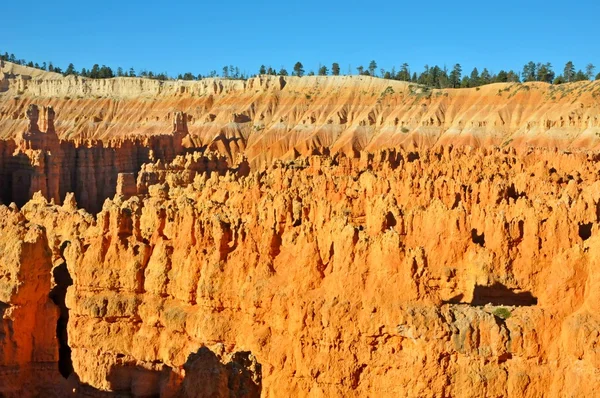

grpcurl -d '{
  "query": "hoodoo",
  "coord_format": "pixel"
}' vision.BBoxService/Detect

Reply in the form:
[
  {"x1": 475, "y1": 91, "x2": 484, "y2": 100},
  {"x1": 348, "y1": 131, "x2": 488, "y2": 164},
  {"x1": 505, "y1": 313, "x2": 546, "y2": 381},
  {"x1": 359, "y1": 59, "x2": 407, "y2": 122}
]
[{"x1": 1, "y1": 60, "x2": 600, "y2": 397}]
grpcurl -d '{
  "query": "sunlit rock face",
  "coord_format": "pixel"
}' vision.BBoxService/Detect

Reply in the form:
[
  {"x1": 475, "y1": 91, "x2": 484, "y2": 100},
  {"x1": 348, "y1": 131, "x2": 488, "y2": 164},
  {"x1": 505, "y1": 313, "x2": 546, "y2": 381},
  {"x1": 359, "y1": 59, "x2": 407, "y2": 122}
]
[{"x1": 1, "y1": 62, "x2": 600, "y2": 397}]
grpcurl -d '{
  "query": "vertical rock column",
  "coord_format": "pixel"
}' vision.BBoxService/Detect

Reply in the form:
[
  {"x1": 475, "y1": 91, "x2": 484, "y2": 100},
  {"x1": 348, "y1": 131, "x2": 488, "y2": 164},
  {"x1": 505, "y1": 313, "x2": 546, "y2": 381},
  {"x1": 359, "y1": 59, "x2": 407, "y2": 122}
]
[{"x1": 0, "y1": 206, "x2": 62, "y2": 396}]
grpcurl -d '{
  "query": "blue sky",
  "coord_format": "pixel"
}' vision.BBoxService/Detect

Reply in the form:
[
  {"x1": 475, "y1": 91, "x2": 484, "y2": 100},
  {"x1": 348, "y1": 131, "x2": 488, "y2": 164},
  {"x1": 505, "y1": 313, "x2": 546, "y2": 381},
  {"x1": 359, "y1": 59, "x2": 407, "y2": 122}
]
[{"x1": 3, "y1": 0, "x2": 599, "y2": 77}]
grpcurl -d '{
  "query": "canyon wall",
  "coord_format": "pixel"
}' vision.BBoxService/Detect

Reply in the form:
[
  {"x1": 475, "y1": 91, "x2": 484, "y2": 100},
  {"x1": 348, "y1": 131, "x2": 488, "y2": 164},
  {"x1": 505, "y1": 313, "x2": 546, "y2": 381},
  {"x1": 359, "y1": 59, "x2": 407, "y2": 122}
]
[
  {"x1": 1, "y1": 62, "x2": 600, "y2": 397},
  {"x1": 4, "y1": 146, "x2": 599, "y2": 397},
  {"x1": 2, "y1": 61, "x2": 600, "y2": 169}
]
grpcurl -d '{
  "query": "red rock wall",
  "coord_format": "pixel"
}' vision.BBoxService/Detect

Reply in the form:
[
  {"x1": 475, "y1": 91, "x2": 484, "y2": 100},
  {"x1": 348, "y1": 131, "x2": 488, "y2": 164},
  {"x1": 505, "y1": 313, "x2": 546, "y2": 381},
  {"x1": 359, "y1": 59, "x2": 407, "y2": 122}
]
[
  {"x1": 8, "y1": 146, "x2": 599, "y2": 397},
  {"x1": 0, "y1": 206, "x2": 62, "y2": 397}
]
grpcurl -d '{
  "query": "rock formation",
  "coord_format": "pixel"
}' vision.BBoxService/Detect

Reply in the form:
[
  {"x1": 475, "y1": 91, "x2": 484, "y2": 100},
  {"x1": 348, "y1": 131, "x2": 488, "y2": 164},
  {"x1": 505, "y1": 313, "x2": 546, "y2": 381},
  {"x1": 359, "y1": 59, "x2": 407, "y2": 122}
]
[{"x1": 1, "y1": 65, "x2": 600, "y2": 397}]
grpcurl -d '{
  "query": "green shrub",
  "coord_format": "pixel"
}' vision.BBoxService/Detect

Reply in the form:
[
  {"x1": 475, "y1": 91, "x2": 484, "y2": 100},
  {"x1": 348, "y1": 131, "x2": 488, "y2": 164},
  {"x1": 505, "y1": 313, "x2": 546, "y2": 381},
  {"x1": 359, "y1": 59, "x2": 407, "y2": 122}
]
[{"x1": 493, "y1": 307, "x2": 511, "y2": 320}]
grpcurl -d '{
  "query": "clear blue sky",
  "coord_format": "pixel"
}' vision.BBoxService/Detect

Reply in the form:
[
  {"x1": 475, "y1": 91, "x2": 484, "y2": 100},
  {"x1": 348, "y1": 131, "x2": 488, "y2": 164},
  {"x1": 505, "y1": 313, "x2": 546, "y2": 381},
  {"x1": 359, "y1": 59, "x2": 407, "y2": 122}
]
[{"x1": 3, "y1": 0, "x2": 599, "y2": 77}]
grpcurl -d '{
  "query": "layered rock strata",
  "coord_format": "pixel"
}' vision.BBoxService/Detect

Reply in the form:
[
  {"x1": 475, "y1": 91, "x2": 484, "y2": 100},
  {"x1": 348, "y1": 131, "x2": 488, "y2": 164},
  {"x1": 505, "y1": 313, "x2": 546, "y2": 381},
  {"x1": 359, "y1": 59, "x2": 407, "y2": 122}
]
[
  {"x1": 0, "y1": 104, "x2": 191, "y2": 213},
  {"x1": 3, "y1": 61, "x2": 600, "y2": 167}
]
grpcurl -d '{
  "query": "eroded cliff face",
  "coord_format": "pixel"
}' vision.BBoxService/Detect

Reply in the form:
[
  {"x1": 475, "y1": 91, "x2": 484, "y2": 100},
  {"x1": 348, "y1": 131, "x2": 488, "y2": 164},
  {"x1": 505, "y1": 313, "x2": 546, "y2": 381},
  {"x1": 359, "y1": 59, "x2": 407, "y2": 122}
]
[
  {"x1": 0, "y1": 205, "x2": 62, "y2": 396},
  {"x1": 2, "y1": 61, "x2": 600, "y2": 168},
  {"x1": 1, "y1": 65, "x2": 600, "y2": 397},
  {"x1": 2, "y1": 145, "x2": 597, "y2": 397}
]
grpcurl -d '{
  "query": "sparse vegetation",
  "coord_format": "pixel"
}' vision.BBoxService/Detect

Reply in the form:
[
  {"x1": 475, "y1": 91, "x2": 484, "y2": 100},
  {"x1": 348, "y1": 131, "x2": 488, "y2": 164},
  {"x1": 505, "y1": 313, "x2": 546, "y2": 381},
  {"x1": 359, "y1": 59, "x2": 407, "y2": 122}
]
[
  {"x1": 492, "y1": 307, "x2": 512, "y2": 320},
  {"x1": 1, "y1": 50, "x2": 598, "y2": 89}
]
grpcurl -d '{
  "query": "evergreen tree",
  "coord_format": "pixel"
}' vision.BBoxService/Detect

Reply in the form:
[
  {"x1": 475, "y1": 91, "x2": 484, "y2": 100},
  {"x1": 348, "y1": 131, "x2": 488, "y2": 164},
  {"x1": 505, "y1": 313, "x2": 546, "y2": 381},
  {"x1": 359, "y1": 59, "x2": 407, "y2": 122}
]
[
  {"x1": 536, "y1": 63, "x2": 554, "y2": 83},
  {"x1": 318, "y1": 65, "x2": 328, "y2": 76},
  {"x1": 331, "y1": 62, "x2": 340, "y2": 76},
  {"x1": 585, "y1": 64, "x2": 595, "y2": 80},
  {"x1": 293, "y1": 62, "x2": 304, "y2": 77},
  {"x1": 563, "y1": 61, "x2": 575, "y2": 82},
  {"x1": 222, "y1": 66, "x2": 229, "y2": 78},
  {"x1": 596, "y1": 72, "x2": 600, "y2": 81},
  {"x1": 522, "y1": 62, "x2": 536, "y2": 82},
  {"x1": 117, "y1": 67, "x2": 124, "y2": 77},
  {"x1": 356, "y1": 65, "x2": 364, "y2": 75},
  {"x1": 507, "y1": 70, "x2": 520, "y2": 83},
  {"x1": 64, "y1": 63, "x2": 77, "y2": 76},
  {"x1": 368, "y1": 60, "x2": 377, "y2": 76},
  {"x1": 417, "y1": 65, "x2": 430, "y2": 85},
  {"x1": 411, "y1": 72, "x2": 417, "y2": 83},
  {"x1": 397, "y1": 63, "x2": 410, "y2": 81},
  {"x1": 495, "y1": 70, "x2": 508, "y2": 83},
  {"x1": 480, "y1": 68, "x2": 491, "y2": 85},
  {"x1": 383, "y1": 71, "x2": 391, "y2": 79},
  {"x1": 90, "y1": 64, "x2": 100, "y2": 78},
  {"x1": 574, "y1": 70, "x2": 587, "y2": 81},
  {"x1": 129, "y1": 67, "x2": 136, "y2": 77},
  {"x1": 553, "y1": 75, "x2": 565, "y2": 84},
  {"x1": 41, "y1": 62, "x2": 47, "y2": 71},
  {"x1": 470, "y1": 68, "x2": 480, "y2": 86},
  {"x1": 460, "y1": 76, "x2": 471, "y2": 88},
  {"x1": 278, "y1": 67, "x2": 288, "y2": 76},
  {"x1": 259, "y1": 65, "x2": 266, "y2": 75},
  {"x1": 449, "y1": 64, "x2": 462, "y2": 88}
]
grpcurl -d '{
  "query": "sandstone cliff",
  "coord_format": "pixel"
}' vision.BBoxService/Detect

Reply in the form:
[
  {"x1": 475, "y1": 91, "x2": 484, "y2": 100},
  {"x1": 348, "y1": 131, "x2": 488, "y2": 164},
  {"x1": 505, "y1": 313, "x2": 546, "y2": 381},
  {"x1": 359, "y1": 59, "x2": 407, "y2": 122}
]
[
  {"x1": 1, "y1": 62, "x2": 600, "y2": 397},
  {"x1": 1, "y1": 145, "x2": 598, "y2": 396},
  {"x1": 2, "y1": 61, "x2": 600, "y2": 168}
]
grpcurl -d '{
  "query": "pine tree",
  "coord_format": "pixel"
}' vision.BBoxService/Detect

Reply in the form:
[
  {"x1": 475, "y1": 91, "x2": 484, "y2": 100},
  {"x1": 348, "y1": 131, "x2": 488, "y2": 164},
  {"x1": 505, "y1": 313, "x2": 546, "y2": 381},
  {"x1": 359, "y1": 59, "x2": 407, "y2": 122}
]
[
  {"x1": 574, "y1": 70, "x2": 587, "y2": 81},
  {"x1": 279, "y1": 67, "x2": 288, "y2": 76},
  {"x1": 368, "y1": 60, "x2": 377, "y2": 76},
  {"x1": 293, "y1": 62, "x2": 304, "y2": 77},
  {"x1": 331, "y1": 63, "x2": 340, "y2": 76},
  {"x1": 356, "y1": 65, "x2": 364, "y2": 75},
  {"x1": 64, "y1": 63, "x2": 77, "y2": 76},
  {"x1": 318, "y1": 65, "x2": 328, "y2": 76},
  {"x1": 536, "y1": 63, "x2": 554, "y2": 83},
  {"x1": 521, "y1": 62, "x2": 536, "y2": 82},
  {"x1": 507, "y1": 70, "x2": 520, "y2": 83},
  {"x1": 470, "y1": 68, "x2": 480, "y2": 86},
  {"x1": 495, "y1": 70, "x2": 508, "y2": 83},
  {"x1": 563, "y1": 61, "x2": 575, "y2": 82},
  {"x1": 585, "y1": 64, "x2": 595, "y2": 80},
  {"x1": 449, "y1": 64, "x2": 462, "y2": 88},
  {"x1": 129, "y1": 67, "x2": 136, "y2": 77},
  {"x1": 259, "y1": 65, "x2": 266, "y2": 75},
  {"x1": 397, "y1": 63, "x2": 410, "y2": 81}
]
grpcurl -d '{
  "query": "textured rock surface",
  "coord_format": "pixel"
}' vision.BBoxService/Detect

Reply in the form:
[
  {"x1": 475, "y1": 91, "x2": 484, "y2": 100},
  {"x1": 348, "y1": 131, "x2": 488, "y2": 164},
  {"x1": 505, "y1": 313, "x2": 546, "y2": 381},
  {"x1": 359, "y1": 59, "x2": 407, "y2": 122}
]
[
  {"x1": 1, "y1": 65, "x2": 600, "y2": 397},
  {"x1": 3, "y1": 146, "x2": 598, "y2": 397},
  {"x1": 3, "y1": 61, "x2": 600, "y2": 168},
  {"x1": 0, "y1": 205, "x2": 62, "y2": 396}
]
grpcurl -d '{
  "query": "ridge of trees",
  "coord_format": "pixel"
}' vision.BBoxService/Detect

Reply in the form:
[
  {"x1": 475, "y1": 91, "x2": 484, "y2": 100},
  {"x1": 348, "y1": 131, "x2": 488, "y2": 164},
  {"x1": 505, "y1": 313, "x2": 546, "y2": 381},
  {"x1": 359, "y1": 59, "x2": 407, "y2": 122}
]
[{"x1": 1, "y1": 51, "x2": 599, "y2": 89}]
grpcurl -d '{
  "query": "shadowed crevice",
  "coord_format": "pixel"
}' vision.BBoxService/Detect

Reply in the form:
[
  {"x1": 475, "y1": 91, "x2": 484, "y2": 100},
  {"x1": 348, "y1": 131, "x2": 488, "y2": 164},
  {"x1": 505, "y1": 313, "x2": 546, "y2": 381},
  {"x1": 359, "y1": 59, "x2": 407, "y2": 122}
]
[
  {"x1": 471, "y1": 283, "x2": 537, "y2": 306},
  {"x1": 49, "y1": 250, "x2": 74, "y2": 379}
]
